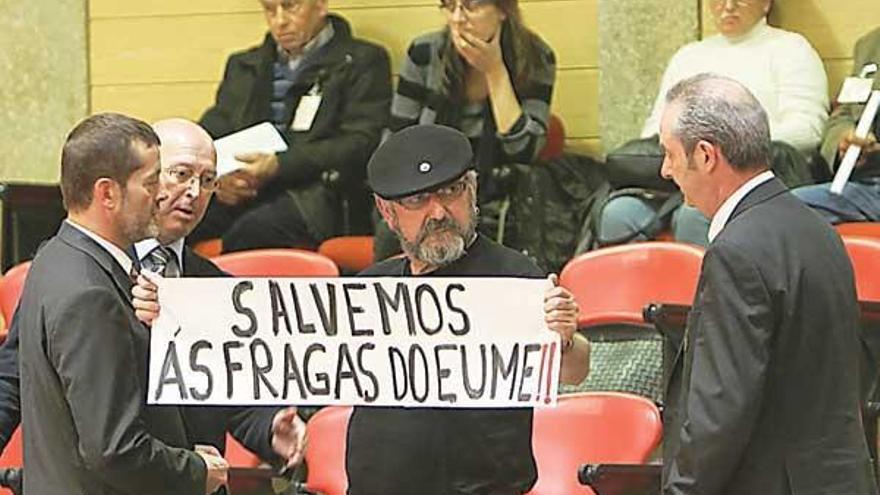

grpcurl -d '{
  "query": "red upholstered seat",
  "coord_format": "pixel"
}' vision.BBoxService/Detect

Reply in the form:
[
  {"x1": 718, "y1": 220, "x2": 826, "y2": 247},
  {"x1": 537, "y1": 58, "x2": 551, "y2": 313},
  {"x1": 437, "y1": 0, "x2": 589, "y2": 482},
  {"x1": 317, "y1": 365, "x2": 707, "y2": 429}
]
[
  {"x1": 304, "y1": 406, "x2": 352, "y2": 495},
  {"x1": 212, "y1": 248, "x2": 339, "y2": 277},
  {"x1": 317, "y1": 236, "x2": 374, "y2": 274},
  {"x1": 0, "y1": 262, "x2": 31, "y2": 340},
  {"x1": 559, "y1": 242, "x2": 704, "y2": 329},
  {"x1": 526, "y1": 392, "x2": 662, "y2": 495}
]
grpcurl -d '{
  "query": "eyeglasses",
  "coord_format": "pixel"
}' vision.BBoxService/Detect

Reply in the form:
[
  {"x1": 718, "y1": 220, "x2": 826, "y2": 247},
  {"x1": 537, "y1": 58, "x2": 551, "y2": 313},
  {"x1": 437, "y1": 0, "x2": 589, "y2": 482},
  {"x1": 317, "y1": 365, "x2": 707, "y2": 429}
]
[
  {"x1": 262, "y1": 0, "x2": 307, "y2": 16},
  {"x1": 163, "y1": 165, "x2": 219, "y2": 192},
  {"x1": 394, "y1": 179, "x2": 470, "y2": 210},
  {"x1": 710, "y1": 0, "x2": 757, "y2": 9},
  {"x1": 438, "y1": 0, "x2": 494, "y2": 14}
]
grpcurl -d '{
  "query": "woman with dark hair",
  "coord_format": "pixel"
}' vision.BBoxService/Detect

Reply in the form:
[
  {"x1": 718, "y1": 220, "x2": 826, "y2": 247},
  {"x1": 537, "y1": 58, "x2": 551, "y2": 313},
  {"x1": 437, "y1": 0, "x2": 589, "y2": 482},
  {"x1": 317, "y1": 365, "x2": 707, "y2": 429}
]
[{"x1": 374, "y1": 0, "x2": 556, "y2": 259}]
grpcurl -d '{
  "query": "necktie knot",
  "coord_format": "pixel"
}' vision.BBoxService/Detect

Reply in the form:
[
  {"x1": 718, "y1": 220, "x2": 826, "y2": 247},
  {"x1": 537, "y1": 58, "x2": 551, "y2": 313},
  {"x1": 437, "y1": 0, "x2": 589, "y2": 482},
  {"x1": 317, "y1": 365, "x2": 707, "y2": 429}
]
[{"x1": 145, "y1": 246, "x2": 180, "y2": 277}]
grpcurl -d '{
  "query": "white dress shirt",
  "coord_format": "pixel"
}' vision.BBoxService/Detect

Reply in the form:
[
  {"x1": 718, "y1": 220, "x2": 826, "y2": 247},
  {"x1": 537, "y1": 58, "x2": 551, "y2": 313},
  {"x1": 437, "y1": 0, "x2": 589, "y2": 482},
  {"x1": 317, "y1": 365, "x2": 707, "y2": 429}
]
[
  {"x1": 708, "y1": 170, "x2": 775, "y2": 243},
  {"x1": 642, "y1": 18, "x2": 828, "y2": 152},
  {"x1": 65, "y1": 219, "x2": 134, "y2": 276}
]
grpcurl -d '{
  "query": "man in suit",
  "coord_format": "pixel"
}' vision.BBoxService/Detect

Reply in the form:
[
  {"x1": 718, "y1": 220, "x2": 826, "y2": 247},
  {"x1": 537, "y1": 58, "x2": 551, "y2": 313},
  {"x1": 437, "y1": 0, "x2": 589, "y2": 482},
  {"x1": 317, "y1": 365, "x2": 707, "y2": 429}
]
[
  {"x1": 659, "y1": 74, "x2": 877, "y2": 494},
  {"x1": 793, "y1": 27, "x2": 880, "y2": 223},
  {"x1": 6, "y1": 116, "x2": 305, "y2": 493},
  {"x1": 130, "y1": 118, "x2": 306, "y2": 466},
  {"x1": 16, "y1": 113, "x2": 227, "y2": 494}
]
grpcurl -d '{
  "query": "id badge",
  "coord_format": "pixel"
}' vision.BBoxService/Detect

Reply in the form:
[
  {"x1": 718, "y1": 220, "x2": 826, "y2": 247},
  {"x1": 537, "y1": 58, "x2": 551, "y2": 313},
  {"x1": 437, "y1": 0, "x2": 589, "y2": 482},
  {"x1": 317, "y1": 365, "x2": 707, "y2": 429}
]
[
  {"x1": 291, "y1": 90, "x2": 322, "y2": 132},
  {"x1": 838, "y1": 77, "x2": 874, "y2": 104}
]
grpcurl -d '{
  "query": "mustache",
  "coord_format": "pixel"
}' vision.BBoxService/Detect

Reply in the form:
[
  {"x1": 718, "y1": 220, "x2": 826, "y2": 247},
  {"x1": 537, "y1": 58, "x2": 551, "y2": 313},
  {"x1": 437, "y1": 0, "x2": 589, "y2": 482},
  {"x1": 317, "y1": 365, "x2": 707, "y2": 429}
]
[{"x1": 418, "y1": 217, "x2": 462, "y2": 239}]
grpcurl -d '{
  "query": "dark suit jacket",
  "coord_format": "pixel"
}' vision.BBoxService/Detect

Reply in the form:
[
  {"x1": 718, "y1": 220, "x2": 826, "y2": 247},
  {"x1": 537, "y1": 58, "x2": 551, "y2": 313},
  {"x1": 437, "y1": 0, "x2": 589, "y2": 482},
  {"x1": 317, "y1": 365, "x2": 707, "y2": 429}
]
[
  {"x1": 664, "y1": 179, "x2": 878, "y2": 495},
  {"x1": 18, "y1": 222, "x2": 205, "y2": 494},
  {"x1": 0, "y1": 244, "x2": 279, "y2": 467}
]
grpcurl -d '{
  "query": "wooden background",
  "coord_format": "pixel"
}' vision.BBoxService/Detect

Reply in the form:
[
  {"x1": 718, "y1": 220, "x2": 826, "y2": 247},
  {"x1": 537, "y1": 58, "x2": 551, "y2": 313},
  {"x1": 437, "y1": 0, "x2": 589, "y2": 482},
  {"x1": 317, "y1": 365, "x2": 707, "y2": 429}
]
[{"x1": 88, "y1": 0, "x2": 879, "y2": 159}]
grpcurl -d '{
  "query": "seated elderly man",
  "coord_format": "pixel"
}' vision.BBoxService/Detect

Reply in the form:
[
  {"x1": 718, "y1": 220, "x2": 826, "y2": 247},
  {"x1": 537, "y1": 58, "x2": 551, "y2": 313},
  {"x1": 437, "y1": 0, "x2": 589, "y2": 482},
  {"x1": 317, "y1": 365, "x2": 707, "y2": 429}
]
[
  {"x1": 793, "y1": 27, "x2": 880, "y2": 224},
  {"x1": 600, "y1": 0, "x2": 828, "y2": 247},
  {"x1": 190, "y1": 0, "x2": 392, "y2": 253}
]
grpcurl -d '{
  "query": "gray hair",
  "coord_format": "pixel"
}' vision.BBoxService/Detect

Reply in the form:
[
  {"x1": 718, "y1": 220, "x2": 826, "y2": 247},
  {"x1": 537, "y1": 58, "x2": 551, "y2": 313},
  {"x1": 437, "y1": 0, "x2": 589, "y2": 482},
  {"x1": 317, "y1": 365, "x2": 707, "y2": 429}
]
[{"x1": 665, "y1": 73, "x2": 771, "y2": 171}]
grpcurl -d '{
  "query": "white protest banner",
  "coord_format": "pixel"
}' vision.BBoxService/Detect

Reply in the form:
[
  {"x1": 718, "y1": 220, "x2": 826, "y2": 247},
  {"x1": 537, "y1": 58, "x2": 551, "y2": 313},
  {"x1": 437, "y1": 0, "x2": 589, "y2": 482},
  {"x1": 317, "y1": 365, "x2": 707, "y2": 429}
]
[{"x1": 148, "y1": 277, "x2": 561, "y2": 408}]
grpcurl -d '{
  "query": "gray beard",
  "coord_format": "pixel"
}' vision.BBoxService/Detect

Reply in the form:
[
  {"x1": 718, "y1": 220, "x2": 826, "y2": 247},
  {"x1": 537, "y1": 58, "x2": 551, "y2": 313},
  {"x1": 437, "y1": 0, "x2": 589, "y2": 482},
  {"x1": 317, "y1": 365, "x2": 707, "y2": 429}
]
[{"x1": 394, "y1": 207, "x2": 478, "y2": 268}]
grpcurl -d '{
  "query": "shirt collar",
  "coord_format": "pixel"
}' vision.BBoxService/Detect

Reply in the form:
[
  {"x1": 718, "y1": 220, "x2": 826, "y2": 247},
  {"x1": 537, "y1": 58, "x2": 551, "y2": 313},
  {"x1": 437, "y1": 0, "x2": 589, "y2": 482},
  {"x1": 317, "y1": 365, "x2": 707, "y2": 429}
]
[
  {"x1": 134, "y1": 237, "x2": 185, "y2": 272},
  {"x1": 65, "y1": 219, "x2": 134, "y2": 275},
  {"x1": 277, "y1": 21, "x2": 334, "y2": 64},
  {"x1": 708, "y1": 170, "x2": 774, "y2": 242}
]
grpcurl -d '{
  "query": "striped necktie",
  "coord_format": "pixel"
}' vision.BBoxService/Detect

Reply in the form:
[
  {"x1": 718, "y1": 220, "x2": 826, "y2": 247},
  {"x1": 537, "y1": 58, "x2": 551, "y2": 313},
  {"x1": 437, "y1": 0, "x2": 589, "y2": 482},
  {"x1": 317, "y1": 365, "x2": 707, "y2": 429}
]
[{"x1": 145, "y1": 245, "x2": 181, "y2": 278}]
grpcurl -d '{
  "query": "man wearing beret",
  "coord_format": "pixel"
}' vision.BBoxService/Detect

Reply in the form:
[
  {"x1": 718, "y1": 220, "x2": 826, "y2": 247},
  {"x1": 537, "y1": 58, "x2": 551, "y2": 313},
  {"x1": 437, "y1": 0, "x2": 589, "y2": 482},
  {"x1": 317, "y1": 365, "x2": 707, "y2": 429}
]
[{"x1": 345, "y1": 124, "x2": 590, "y2": 495}]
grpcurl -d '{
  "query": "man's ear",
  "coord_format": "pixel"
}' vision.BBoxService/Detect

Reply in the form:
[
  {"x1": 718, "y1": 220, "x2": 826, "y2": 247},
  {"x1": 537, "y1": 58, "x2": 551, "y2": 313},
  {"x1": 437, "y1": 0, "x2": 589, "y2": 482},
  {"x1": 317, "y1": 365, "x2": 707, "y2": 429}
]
[
  {"x1": 695, "y1": 140, "x2": 718, "y2": 173},
  {"x1": 374, "y1": 195, "x2": 395, "y2": 226},
  {"x1": 93, "y1": 178, "x2": 122, "y2": 211}
]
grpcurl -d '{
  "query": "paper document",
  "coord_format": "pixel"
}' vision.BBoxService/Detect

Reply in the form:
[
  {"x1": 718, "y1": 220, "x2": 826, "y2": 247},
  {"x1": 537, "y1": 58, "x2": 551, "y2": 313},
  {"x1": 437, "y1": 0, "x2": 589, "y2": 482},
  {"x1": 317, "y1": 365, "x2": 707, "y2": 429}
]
[
  {"x1": 214, "y1": 122, "x2": 288, "y2": 177},
  {"x1": 831, "y1": 90, "x2": 880, "y2": 194}
]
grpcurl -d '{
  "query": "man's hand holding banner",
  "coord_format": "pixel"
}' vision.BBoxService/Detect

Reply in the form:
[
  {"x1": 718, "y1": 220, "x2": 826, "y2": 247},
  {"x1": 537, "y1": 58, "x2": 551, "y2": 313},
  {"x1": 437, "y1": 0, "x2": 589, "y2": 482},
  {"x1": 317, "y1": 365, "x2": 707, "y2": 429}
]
[{"x1": 148, "y1": 277, "x2": 562, "y2": 408}]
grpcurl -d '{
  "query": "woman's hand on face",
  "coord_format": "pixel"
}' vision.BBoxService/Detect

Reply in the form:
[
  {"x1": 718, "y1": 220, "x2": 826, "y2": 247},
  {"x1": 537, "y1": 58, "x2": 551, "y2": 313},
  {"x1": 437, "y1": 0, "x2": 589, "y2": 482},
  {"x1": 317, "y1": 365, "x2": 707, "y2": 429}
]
[{"x1": 452, "y1": 26, "x2": 505, "y2": 76}]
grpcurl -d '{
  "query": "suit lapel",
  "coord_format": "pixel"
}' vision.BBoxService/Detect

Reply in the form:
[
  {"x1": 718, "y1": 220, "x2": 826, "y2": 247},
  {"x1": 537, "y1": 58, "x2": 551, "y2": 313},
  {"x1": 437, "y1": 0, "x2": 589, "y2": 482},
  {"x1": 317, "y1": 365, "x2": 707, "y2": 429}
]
[
  {"x1": 727, "y1": 177, "x2": 788, "y2": 226},
  {"x1": 57, "y1": 222, "x2": 134, "y2": 306}
]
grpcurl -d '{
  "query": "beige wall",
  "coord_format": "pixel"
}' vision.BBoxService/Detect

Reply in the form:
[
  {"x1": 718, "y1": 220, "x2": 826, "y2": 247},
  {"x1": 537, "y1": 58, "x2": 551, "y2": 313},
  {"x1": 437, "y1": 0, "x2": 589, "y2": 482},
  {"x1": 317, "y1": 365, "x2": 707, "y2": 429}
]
[
  {"x1": 0, "y1": 0, "x2": 88, "y2": 184},
  {"x1": 1, "y1": 1, "x2": 875, "y2": 185},
  {"x1": 88, "y1": 0, "x2": 601, "y2": 157}
]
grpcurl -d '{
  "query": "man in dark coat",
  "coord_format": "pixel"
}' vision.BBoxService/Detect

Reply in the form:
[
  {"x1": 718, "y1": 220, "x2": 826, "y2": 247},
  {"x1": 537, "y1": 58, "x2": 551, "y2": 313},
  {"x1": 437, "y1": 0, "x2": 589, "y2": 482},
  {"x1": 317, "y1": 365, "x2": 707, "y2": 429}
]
[
  {"x1": 191, "y1": 0, "x2": 392, "y2": 252},
  {"x1": 17, "y1": 114, "x2": 227, "y2": 494},
  {"x1": 346, "y1": 125, "x2": 591, "y2": 495},
  {"x1": 0, "y1": 118, "x2": 306, "y2": 491},
  {"x1": 660, "y1": 74, "x2": 877, "y2": 494}
]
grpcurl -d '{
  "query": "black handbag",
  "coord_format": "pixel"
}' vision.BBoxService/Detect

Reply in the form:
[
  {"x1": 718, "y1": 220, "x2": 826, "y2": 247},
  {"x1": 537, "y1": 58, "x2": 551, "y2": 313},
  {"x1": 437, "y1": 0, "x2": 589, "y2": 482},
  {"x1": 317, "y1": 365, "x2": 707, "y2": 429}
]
[{"x1": 605, "y1": 136, "x2": 678, "y2": 192}]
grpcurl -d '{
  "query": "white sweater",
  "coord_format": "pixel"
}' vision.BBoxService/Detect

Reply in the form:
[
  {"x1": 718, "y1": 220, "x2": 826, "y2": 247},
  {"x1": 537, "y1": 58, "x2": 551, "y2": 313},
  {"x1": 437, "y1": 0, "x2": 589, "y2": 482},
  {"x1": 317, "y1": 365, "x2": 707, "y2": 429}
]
[{"x1": 642, "y1": 19, "x2": 828, "y2": 152}]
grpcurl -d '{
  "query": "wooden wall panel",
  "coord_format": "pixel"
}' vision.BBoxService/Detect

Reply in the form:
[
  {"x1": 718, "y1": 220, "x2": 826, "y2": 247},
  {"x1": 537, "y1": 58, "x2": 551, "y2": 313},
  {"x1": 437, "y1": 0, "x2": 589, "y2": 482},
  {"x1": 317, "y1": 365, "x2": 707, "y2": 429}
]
[
  {"x1": 89, "y1": 0, "x2": 600, "y2": 152},
  {"x1": 90, "y1": 82, "x2": 217, "y2": 123},
  {"x1": 89, "y1": 1, "x2": 596, "y2": 85},
  {"x1": 565, "y1": 137, "x2": 602, "y2": 157},
  {"x1": 553, "y1": 69, "x2": 599, "y2": 139},
  {"x1": 825, "y1": 58, "x2": 853, "y2": 97},
  {"x1": 90, "y1": 14, "x2": 265, "y2": 85}
]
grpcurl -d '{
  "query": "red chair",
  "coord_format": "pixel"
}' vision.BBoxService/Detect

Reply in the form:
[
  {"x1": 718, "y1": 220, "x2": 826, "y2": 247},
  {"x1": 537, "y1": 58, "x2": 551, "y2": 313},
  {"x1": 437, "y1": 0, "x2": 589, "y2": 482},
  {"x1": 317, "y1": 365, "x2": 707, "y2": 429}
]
[
  {"x1": 317, "y1": 236, "x2": 374, "y2": 274},
  {"x1": 841, "y1": 236, "x2": 880, "y2": 302},
  {"x1": 0, "y1": 426, "x2": 21, "y2": 495},
  {"x1": 559, "y1": 242, "x2": 704, "y2": 328},
  {"x1": 224, "y1": 433, "x2": 262, "y2": 468},
  {"x1": 212, "y1": 249, "x2": 339, "y2": 277},
  {"x1": 538, "y1": 114, "x2": 566, "y2": 162},
  {"x1": 0, "y1": 261, "x2": 31, "y2": 339},
  {"x1": 193, "y1": 238, "x2": 223, "y2": 258},
  {"x1": 212, "y1": 249, "x2": 337, "y2": 466},
  {"x1": 304, "y1": 406, "x2": 352, "y2": 495},
  {"x1": 527, "y1": 392, "x2": 662, "y2": 495},
  {"x1": 836, "y1": 222, "x2": 880, "y2": 241}
]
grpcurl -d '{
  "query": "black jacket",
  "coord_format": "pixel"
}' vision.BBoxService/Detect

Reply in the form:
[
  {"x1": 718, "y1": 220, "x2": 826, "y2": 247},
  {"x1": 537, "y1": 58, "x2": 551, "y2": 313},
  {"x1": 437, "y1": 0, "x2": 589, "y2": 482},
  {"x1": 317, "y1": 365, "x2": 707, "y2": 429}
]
[
  {"x1": 18, "y1": 223, "x2": 204, "y2": 494},
  {"x1": 664, "y1": 179, "x2": 877, "y2": 494},
  {"x1": 0, "y1": 243, "x2": 279, "y2": 486},
  {"x1": 199, "y1": 15, "x2": 392, "y2": 239}
]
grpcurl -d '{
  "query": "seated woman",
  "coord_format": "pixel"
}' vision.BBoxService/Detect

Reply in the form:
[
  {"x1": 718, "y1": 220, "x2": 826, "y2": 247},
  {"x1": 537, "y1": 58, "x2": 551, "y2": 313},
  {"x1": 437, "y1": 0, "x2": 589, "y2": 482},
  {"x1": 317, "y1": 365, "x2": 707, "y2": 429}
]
[
  {"x1": 373, "y1": 0, "x2": 556, "y2": 260},
  {"x1": 599, "y1": 0, "x2": 827, "y2": 247}
]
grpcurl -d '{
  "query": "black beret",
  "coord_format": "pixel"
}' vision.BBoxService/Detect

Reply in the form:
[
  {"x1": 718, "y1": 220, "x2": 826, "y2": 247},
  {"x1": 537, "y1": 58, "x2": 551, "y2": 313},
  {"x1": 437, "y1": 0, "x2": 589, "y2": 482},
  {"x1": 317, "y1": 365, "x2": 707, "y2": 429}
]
[{"x1": 368, "y1": 124, "x2": 474, "y2": 199}]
